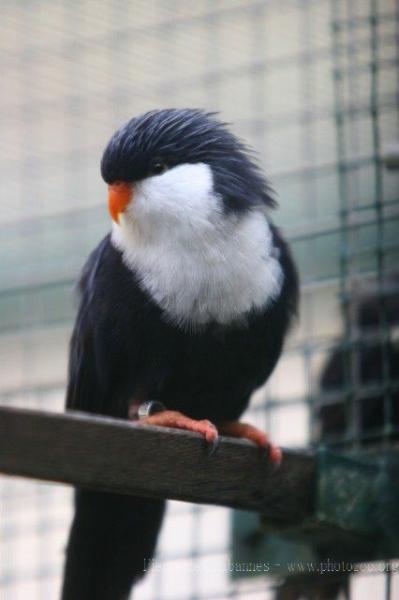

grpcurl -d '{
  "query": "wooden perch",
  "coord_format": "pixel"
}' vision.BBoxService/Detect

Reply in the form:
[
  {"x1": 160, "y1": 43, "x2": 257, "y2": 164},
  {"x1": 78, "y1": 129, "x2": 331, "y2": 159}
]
[
  {"x1": 0, "y1": 406, "x2": 314, "y2": 525},
  {"x1": 1, "y1": 405, "x2": 398, "y2": 557}
]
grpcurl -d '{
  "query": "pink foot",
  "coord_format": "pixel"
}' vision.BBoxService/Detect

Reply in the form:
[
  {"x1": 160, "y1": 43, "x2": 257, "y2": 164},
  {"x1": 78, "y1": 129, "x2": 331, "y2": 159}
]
[
  {"x1": 139, "y1": 410, "x2": 218, "y2": 443},
  {"x1": 218, "y1": 421, "x2": 282, "y2": 464}
]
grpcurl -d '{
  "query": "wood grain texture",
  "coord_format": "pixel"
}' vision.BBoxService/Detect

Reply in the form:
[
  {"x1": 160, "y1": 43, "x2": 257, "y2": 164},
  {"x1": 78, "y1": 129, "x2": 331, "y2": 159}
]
[{"x1": 0, "y1": 406, "x2": 314, "y2": 523}]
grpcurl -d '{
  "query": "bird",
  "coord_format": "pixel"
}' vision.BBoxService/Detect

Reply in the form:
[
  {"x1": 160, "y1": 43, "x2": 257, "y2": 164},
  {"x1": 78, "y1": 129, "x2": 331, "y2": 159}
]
[{"x1": 61, "y1": 108, "x2": 299, "y2": 600}]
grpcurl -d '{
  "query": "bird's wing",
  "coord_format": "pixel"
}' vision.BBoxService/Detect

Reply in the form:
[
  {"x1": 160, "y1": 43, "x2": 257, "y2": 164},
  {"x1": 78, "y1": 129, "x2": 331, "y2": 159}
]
[
  {"x1": 65, "y1": 235, "x2": 140, "y2": 417},
  {"x1": 65, "y1": 308, "x2": 102, "y2": 413}
]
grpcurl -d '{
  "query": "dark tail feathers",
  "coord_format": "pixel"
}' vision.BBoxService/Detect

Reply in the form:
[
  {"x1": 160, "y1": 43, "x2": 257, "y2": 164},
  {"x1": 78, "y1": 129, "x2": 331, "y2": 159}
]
[{"x1": 61, "y1": 490, "x2": 165, "y2": 600}]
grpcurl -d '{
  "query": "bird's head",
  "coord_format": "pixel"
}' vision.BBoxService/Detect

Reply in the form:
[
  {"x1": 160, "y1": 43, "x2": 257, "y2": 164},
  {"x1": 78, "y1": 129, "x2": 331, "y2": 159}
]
[{"x1": 101, "y1": 109, "x2": 275, "y2": 241}]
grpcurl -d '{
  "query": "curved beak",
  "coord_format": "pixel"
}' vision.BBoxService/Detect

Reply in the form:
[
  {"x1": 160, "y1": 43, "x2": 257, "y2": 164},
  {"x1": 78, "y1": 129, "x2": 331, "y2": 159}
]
[{"x1": 108, "y1": 182, "x2": 133, "y2": 224}]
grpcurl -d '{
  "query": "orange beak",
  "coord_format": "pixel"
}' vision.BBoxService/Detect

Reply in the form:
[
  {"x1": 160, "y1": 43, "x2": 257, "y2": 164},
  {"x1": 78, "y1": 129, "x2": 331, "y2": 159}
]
[{"x1": 108, "y1": 182, "x2": 133, "y2": 224}]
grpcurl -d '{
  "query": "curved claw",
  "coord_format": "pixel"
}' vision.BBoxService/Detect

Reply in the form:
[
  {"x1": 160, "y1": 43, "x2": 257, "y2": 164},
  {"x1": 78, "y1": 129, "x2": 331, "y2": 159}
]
[
  {"x1": 207, "y1": 434, "x2": 220, "y2": 456},
  {"x1": 217, "y1": 421, "x2": 281, "y2": 466},
  {"x1": 268, "y1": 444, "x2": 282, "y2": 466},
  {"x1": 139, "y1": 410, "x2": 218, "y2": 445}
]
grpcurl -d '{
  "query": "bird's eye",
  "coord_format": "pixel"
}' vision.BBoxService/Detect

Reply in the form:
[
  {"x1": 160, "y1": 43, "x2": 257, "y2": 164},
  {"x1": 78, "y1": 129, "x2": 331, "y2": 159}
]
[{"x1": 149, "y1": 159, "x2": 167, "y2": 176}]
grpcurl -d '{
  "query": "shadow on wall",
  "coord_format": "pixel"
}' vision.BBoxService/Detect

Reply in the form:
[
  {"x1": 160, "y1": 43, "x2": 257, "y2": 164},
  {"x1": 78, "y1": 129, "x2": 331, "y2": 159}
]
[
  {"x1": 317, "y1": 276, "x2": 399, "y2": 448},
  {"x1": 275, "y1": 275, "x2": 399, "y2": 600}
]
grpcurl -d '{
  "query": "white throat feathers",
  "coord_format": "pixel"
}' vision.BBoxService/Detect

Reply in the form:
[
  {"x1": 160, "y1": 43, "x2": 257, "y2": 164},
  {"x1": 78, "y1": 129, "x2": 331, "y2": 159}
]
[{"x1": 111, "y1": 163, "x2": 283, "y2": 327}]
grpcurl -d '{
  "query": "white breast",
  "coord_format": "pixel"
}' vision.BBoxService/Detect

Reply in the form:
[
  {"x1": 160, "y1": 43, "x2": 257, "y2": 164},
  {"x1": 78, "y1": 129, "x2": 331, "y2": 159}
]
[{"x1": 110, "y1": 163, "x2": 283, "y2": 328}]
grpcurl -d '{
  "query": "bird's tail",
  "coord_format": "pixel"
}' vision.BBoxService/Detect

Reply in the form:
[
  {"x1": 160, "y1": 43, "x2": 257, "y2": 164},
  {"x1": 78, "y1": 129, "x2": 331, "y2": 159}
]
[{"x1": 61, "y1": 490, "x2": 166, "y2": 600}]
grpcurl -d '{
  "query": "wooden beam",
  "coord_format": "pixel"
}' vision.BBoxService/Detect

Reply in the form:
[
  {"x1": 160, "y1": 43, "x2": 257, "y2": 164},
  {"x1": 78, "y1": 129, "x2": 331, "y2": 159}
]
[{"x1": 0, "y1": 406, "x2": 314, "y2": 524}]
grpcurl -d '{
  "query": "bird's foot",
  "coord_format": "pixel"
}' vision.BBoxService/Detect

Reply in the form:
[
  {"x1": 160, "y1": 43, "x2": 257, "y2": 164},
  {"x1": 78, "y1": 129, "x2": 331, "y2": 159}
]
[
  {"x1": 217, "y1": 421, "x2": 282, "y2": 464},
  {"x1": 139, "y1": 410, "x2": 218, "y2": 444},
  {"x1": 136, "y1": 407, "x2": 279, "y2": 463}
]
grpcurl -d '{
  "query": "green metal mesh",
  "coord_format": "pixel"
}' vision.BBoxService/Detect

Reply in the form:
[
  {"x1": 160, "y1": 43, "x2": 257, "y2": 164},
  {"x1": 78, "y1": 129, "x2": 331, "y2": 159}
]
[{"x1": 0, "y1": 1, "x2": 398, "y2": 598}]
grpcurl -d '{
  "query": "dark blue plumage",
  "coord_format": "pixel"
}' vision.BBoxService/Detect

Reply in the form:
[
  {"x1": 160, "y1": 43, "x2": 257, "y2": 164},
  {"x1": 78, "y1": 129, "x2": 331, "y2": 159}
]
[
  {"x1": 62, "y1": 109, "x2": 298, "y2": 600},
  {"x1": 101, "y1": 108, "x2": 276, "y2": 212},
  {"x1": 66, "y1": 226, "x2": 296, "y2": 420}
]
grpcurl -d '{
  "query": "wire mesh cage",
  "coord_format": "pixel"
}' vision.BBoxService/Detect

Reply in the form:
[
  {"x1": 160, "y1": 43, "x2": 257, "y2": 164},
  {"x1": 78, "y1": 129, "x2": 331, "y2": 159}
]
[{"x1": 0, "y1": 1, "x2": 398, "y2": 599}]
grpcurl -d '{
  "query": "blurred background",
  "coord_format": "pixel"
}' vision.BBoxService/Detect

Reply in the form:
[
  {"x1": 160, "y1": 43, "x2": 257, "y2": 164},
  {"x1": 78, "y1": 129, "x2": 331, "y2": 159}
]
[{"x1": 0, "y1": 0, "x2": 398, "y2": 598}]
